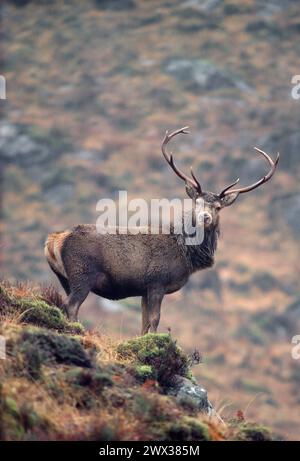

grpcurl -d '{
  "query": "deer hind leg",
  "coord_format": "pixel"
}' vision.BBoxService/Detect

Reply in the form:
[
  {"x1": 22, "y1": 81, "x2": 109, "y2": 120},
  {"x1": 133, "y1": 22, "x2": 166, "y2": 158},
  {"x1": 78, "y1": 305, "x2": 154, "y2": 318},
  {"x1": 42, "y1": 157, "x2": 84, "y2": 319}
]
[
  {"x1": 141, "y1": 295, "x2": 150, "y2": 335},
  {"x1": 147, "y1": 289, "x2": 164, "y2": 334},
  {"x1": 64, "y1": 274, "x2": 94, "y2": 322},
  {"x1": 64, "y1": 287, "x2": 90, "y2": 322}
]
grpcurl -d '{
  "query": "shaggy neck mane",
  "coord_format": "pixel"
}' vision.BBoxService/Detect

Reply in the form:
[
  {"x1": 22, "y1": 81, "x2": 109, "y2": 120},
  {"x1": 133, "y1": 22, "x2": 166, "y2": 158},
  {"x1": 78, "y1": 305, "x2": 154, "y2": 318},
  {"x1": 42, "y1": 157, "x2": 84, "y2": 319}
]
[{"x1": 181, "y1": 212, "x2": 220, "y2": 272}]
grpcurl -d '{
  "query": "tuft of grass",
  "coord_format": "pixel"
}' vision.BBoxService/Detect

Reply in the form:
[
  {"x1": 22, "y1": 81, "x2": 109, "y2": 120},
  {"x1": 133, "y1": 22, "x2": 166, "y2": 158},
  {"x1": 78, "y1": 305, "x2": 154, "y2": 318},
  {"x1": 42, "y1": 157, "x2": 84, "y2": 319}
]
[
  {"x1": 19, "y1": 329, "x2": 92, "y2": 369},
  {"x1": 39, "y1": 284, "x2": 65, "y2": 310},
  {"x1": 234, "y1": 422, "x2": 273, "y2": 441},
  {"x1": 0, "y1": 281, "x2": 83, "y2": 334},
  {"x1": 0, "y1": 384, "x2": 51, "y2": 441},
  {"x1": 0, "y1": 281, "x2": 275, "y2": 442},
  {"x1": 167, "y1": 417, "x2": 212, "y2": 441},
  {"x1": 65, "y1": 368, "x2": 113, "y2": 392},
  {"x1": 5, "y1": 326, "x2": 93, "y2": 381},
  {"x1": 116, "y1": 333, "x2": 189, "y2": 387},
  {"x1": 20, "y1": 303, "x2": 83, "y2": 334}
]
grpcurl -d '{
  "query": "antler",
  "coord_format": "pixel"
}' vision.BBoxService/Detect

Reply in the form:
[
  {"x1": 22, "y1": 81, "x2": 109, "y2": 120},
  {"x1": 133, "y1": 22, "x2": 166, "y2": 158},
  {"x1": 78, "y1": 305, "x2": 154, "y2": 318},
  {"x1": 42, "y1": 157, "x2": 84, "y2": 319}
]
[
  {"x1": 219, "y1": 147, "x2": 279, "y2": 198},
  {"x1": 161, "y1": 126, "x2": 202, "y2": 194}
]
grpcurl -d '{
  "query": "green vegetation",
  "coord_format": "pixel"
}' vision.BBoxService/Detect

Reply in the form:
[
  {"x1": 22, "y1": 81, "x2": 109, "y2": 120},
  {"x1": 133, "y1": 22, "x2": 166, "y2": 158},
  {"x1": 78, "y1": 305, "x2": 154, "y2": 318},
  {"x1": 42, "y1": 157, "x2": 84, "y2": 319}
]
[
  {"x1": 0, "y1": 283, "x2": 83, "y2": 334},
  {"x1": 116, "y1": 333, "x2": 189, "y2": 386},
  {"x1": 1, "y1": 0, "x2": 297, "y2": 439},
  {"x1": 0, "y1": 281, "x2": 274, "y2": 441},
  {"x1": 235, "y1": 423, "x2": 272, "y2": 442}
]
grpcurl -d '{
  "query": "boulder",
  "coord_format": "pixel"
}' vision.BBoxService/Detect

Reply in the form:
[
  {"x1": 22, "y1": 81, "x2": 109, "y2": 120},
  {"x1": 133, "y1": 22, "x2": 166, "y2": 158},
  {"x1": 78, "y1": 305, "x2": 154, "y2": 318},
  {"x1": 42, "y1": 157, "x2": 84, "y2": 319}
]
[
  {"x1": 167, "y1": 375, "x2": 213, "y2": 414},
  {"x1": 165, "y1": 59, "x2": 251, "y2": 94},
  {"x1": 0, "y1": 122, "x2": 50, "y2": 166}
]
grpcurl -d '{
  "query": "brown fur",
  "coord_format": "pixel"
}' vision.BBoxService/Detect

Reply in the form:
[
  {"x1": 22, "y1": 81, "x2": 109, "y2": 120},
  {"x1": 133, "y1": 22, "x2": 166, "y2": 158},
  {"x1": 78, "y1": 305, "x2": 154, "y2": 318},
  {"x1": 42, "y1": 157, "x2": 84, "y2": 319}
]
[
  {"x1": 44, "y1": 230, "x2": 70, "y2": 278},
  {"x1": 45, "y1": 191, "x2": 233, "y2": 333}
]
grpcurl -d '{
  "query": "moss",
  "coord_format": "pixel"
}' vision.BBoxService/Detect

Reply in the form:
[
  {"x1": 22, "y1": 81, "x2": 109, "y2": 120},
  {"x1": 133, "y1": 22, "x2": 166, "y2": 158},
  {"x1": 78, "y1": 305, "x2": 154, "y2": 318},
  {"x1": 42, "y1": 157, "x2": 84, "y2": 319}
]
[
  {"x1": 235, "y1": 422, "x2": 272, "y2": 441},
  {"x1": 5, "y1": 397, "x2": 19, "y2": 420},
  {"x1": 16, "y1": 329, "x2": 92, "y2": 378},
  {"x1": 0, "y1": 391, "x2": 50, "y2": 441},
  {"x1": 131, "y1": 364, "x2": 155, "y2": 383},
  {"x1": 131, "y1": 393, "x2": 167, "y2": 423},
  {"x1": 0, "y1": 284, "x2": 83, "y2": 335},
  {"x1": 20, "y1": 406, "x2": 40, "y2": 432},
  {"x1": 116, "y1": 334, "x2": 189, "y2": 386},
  {"x1": 167, "y1": 418, "x2": 211, "y2": 441},
  {"x1": 128, "y1": 390, "x2": 211, "y2": 441},
  {"x1": 86, "y1": 423, "x2": 117, "y2": 441},
  {"x1": 185, "y1": 369, "x2": 196, "y2": 383},
  {"x1": 1, "y1": 397, "x2": 24, "y2": 440},
  {"x1": 46, "y1": 368, "x2": 114, "y2": 410},
  {"x1": 20, "y1": 302, "x2": 83, "y2": 334},
  {"x1": 65, "y1": 368, "x2": 113, "y2": 392},
  {"x1": 24, "y1": 346, "x2": 43, "y2": 380}
]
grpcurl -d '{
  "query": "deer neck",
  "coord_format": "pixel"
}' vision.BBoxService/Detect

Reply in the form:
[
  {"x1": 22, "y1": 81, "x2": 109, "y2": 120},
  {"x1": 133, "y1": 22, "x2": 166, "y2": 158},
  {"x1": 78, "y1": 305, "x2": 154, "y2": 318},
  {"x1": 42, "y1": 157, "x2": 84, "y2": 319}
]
[{"x1": 181, "y1": 211, "x2": 220, "y2": 272}]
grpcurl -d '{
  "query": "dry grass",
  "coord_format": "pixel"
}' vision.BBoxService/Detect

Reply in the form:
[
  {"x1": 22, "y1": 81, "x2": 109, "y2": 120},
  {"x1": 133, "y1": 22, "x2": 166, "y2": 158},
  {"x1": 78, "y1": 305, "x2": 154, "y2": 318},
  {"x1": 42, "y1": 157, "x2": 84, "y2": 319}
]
[
  {"x1": 0, "y1": 280, "x2": 275, "y2": 441},
  {"x1": 2, "y1": 0, "x2": 298, "y2": 439}
]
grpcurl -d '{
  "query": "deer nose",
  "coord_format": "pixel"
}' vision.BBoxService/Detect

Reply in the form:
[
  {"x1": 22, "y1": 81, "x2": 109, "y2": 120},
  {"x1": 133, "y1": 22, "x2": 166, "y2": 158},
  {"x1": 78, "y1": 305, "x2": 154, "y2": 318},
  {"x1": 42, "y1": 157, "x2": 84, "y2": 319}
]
[
  {"x1": 203, "y1": 212, "x2": 212, "y2": 223},
  {"x1": 199, "y1": 211, "x2": 212, "y2": 225}
]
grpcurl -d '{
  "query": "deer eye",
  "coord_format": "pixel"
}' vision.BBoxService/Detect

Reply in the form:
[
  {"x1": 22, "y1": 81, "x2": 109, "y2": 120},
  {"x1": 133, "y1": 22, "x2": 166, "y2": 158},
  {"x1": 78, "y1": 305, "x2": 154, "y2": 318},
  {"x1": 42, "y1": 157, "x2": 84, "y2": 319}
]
[{"x1": 215, "y1": 204, "x2": 221, "y2": 211}]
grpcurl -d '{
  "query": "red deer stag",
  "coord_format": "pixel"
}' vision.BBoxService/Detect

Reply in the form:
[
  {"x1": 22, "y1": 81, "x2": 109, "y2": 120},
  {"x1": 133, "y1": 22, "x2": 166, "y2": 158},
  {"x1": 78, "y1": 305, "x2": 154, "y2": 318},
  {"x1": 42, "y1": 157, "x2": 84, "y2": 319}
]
[{"x1": 45, "y1": 127, "x2": 279, "y2": 333}]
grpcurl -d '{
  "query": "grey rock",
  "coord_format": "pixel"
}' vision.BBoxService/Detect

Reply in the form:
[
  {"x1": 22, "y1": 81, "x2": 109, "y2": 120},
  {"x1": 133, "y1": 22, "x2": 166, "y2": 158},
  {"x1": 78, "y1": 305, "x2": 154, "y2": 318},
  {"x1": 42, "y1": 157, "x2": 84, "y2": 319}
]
[
  {"x1": 167, "y1": 375, "x2": 213, "y2": 414},
  {"x1": 69, "y1": 149, "x2": 105, "y2": 163},
  {"x1": 165, "y1": 59, "x2": 252, "y2": 94},
  {"x1": 0, "y1": 121, "x2": 51, "y2": 166},
  {"x1": 181, "y1": 0, "x2": 222, "y2": 13},
  {"x1": 0, "y1": 122, "x2": 17, "y2": 139},
  {"x1": 256, "y1": 0, "x2": 295, "y2": 18}
]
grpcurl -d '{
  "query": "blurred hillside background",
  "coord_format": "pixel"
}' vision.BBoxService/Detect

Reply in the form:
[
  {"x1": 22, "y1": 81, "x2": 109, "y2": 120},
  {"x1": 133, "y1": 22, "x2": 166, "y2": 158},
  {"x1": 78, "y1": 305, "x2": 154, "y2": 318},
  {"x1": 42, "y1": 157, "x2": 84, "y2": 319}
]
[{"x1": 1, "y1": 0, "x2": 300, "y2": 440}]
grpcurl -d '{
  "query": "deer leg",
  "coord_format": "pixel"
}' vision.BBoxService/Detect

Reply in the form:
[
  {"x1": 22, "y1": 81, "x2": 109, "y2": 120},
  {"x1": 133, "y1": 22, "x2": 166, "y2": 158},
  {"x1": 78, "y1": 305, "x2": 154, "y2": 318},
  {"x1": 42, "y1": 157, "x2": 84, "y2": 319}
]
[
  {"x1": 63, "y1": 274, "x2": 93, "y2": 322},
  {"x1": 62, "y1": 268, "x2": 97, "y2": 321},
  {"x1": 64, "y1": 286, "x2": 90, "y2": 322},
  {"x1": 147, "y1": 289, "x2": 164, "y2": 334},
  {"x1": 141, "y1": 295, "x2": 150, "y2": 335},
  {"x1": 47, "y1": 262, "x2": 71, "y2": 296}
]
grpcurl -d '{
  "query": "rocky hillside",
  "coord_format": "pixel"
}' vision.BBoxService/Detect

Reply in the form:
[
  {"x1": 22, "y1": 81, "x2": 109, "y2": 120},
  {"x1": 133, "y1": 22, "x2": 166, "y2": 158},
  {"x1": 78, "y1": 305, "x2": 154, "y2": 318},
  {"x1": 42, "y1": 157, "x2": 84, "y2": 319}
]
[
  {"x1": 0, "y1": 281, "x2": 274, "y2": 441},
  {"x1": 1, "y1": 0, "x2": 300, "y2": 440}
]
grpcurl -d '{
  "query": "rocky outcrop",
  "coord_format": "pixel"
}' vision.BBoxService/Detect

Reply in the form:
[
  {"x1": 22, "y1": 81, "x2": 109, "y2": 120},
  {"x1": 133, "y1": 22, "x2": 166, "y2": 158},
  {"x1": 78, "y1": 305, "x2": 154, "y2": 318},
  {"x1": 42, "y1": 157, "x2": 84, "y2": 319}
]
[
  {"x1": 164, "y1": 59, "x2": 252, "y2": 94},
  {"x1": 116, "y1": 333, "x2": 216, "y2": 416},
  {"x1": 166, "y1": 375, "x2": 214, "y2": 414},
  {"x1": 0, "y1": 122, "x2": 53, "y2": 167}
]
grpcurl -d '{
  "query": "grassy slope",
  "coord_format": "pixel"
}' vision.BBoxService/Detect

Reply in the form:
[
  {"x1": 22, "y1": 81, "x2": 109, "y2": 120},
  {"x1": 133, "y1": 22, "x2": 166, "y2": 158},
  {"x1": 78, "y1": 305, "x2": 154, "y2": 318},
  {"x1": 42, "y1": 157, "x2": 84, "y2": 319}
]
[
  {"x1": 0, "y1": 281, "x2": 273, "y2": 441},
  {"x1": 1, "y1": 0, "x2": 300, "y2": 439}
]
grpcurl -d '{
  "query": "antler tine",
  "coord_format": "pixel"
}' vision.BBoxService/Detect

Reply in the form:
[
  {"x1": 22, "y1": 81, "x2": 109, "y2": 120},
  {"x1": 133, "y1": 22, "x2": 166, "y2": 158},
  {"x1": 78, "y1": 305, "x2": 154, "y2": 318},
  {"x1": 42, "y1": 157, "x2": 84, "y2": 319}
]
[
  {"x1": 219, "y1": 178, "x2": 240, "y2": 198},
  {"x1": 190, "y1": 166, "x2": 202, "y2": 192},
  {"x1": 219, "y1": 148, "x2": 279, "y2": 197},
  {"x1": 161, "y1": 126, "x2": 202, "y2": 193}
]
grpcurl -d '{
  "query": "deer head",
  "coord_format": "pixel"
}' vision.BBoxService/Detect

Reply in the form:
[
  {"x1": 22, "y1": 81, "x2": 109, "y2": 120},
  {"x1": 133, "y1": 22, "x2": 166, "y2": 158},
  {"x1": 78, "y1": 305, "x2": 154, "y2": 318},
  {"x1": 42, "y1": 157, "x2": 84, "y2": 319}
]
[{"x1": 161, "y1": 126, "x2": 279, "y2": 229}]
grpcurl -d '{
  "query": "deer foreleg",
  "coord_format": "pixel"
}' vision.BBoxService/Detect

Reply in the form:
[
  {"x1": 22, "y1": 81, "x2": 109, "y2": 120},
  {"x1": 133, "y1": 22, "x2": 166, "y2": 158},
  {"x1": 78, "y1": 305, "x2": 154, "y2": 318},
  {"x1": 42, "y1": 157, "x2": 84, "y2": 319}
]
[
  {"x1": 147, "y1": 289, "x2": 164, "y2": 334},
  {"x1": 141, "y1": 295, "x2": 150, "y2": 335}
]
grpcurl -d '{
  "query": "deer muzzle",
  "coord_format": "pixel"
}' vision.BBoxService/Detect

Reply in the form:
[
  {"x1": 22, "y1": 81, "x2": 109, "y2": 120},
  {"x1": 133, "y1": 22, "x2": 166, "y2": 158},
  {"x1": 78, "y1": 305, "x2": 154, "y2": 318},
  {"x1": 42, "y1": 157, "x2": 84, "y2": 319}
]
[{"x1": 198, "y1": 211, "x2": 213, "y2": 226}]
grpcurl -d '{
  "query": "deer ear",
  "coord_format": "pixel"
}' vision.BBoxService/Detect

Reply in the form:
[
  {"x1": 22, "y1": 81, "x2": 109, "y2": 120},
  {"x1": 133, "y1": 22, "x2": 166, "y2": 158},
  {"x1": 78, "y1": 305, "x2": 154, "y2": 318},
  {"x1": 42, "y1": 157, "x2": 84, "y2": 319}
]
[
  {"x1": 185, "y1": 183, "x2": 199, "y2": 200},
  {"x1": 220, "y1": 192, "x2": 239, "y2": 207}
]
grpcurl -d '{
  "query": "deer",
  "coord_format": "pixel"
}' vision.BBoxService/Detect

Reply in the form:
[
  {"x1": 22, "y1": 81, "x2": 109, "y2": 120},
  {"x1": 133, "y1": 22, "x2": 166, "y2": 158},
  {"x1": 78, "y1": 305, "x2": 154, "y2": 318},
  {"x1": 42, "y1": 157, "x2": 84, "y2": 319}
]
[{"x1": 45, "y1": 127, "x2": 279, "y2": 334}]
